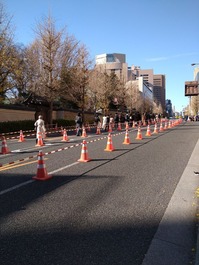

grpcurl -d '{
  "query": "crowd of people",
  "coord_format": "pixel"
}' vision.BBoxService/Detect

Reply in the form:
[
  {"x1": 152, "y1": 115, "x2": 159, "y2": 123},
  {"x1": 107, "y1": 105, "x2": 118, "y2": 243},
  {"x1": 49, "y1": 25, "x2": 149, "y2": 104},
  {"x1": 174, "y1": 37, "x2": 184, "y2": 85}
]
[
  {"x1": 73, "y1": 111, "x2": 164, "y2": 136},
  {"x1": 93, "y1": 111, "x2": 159, "y2": 132},
  {"x1": 34, "y1": 111, "x2": 163, "y2": 140}
]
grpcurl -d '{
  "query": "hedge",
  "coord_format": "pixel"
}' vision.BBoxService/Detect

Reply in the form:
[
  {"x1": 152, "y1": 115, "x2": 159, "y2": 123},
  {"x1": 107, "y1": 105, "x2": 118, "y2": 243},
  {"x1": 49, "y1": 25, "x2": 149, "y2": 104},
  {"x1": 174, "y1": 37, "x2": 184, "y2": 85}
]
[{"x1": 0, "y1": 119, "x2": 76, "y2": 134}]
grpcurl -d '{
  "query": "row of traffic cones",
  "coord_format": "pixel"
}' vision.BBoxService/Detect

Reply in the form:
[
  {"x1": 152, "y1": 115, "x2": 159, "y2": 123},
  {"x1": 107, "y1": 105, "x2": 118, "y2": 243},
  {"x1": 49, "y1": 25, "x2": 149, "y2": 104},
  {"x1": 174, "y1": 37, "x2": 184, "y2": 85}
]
[
  {"x1": 33, "y1": 132, "x2": 116, "y2": 180},
  {"x1": 0, "y1": 121, "x2": 180, "y2": 181},
  {"x1": 0, "y1": 124, "x2": 161, "y2": 155},
  {"x1": 0, "y1": 122, "x2": 174, "y2": 155},
  {"x1": 29, "y1": 125, "x2": 157, "y2": 181},
  {"x1": 0, "y1": 128, "x2": 70, "y2": 154}
]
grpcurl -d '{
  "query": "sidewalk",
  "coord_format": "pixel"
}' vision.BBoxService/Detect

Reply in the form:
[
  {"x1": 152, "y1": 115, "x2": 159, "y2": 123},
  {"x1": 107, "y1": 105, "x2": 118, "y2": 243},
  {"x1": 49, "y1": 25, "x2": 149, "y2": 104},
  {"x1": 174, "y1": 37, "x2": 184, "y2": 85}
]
[{"x1": 141, "y1": 139, "x2": 199, "y2": 265}]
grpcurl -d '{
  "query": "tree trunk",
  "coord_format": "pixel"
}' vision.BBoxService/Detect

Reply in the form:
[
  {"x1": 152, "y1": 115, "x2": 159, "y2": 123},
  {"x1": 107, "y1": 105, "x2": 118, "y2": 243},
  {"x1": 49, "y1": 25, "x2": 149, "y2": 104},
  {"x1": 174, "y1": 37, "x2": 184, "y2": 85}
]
[{"x1": 48, "y1": 101, "x2": 53, "y2": 126}]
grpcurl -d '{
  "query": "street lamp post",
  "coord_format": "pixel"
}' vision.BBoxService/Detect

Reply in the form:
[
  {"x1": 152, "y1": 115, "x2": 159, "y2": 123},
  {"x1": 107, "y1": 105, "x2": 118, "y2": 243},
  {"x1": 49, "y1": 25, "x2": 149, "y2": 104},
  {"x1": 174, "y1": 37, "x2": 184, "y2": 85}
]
[{"x1": 191, "y1": 63, "x2": 199, "y2": 116}]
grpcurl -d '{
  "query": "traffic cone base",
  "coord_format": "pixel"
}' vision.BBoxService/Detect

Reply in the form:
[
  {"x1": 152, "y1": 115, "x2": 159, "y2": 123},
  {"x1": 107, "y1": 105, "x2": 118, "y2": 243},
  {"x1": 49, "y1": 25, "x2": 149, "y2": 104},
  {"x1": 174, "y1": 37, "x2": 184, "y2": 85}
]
[
  {"x1": 1, "y1": 137, "x2": 10, "y2": 154},
  {"x1": 33, "y1": 172, "x2": 52, "y2": 181},
  {"x1": 78, "y1": 140, "x2": 91, "y2": 162},
  {"x1": 33, "y1": 151, "x2": 52, "y2": 181}
]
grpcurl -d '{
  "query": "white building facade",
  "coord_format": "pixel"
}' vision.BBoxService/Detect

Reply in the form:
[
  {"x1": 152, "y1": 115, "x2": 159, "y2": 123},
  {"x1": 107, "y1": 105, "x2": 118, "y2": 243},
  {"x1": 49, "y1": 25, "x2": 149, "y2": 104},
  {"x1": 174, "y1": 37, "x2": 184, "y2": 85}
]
[{"x1": 95, "y1": 53, "x2": 153, "y2": 111}]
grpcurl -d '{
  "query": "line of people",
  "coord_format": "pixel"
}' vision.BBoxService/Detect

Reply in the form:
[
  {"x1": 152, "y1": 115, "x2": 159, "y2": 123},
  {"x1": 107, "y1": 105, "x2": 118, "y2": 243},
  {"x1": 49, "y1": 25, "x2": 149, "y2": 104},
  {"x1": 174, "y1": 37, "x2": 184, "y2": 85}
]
[
  {"x1": 97, "y1": 112, "x2": 132, "y2": 132},
  {"x1": 74, "y1": 111, "x2": 167, "y2": 137}
]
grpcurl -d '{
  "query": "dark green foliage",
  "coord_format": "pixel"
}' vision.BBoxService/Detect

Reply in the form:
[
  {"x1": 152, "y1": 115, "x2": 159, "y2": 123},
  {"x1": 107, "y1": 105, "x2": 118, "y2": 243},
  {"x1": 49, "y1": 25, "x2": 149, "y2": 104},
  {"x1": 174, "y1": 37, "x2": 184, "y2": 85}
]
[
  {"x1": 0, "y1": 119, "x2": 76, "y2": 134},
  {"x1": 52, "y1": 119, "x2": 75, "y2": 128},
  {"x1": 0, "y1": 120, "x2": 35, "y2": 134}
]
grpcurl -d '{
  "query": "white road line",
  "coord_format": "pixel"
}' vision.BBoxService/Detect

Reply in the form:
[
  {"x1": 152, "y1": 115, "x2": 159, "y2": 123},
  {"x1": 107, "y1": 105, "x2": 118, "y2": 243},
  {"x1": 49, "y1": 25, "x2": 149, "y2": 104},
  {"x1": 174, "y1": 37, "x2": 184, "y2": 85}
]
[
  {"x1": 49, "y1": 161, "x2": 79, "y2": 174},
  {"x1": 0, "y1": 161, "x2": 79, "y2": 196},
  {"x1": 0, "y1": 180, "x2": 34, "y2": 195}
]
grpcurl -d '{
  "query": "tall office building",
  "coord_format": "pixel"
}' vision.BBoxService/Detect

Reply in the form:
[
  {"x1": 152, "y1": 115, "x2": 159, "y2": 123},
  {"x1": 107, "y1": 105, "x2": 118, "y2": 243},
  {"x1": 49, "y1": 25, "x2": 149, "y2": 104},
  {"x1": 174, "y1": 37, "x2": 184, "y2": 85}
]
[
  {"x1": 153, "y1": 74, "x2": 166, "y2": 111},
  {"x1": 130, "y1": 66, "x2": 154, "y2": 91},
  {"x1": 194, "y1": 67, "x2": 199, "y2": 81},
  {"x1": 95, "y1": 53, "x2": 128, "y2": 82},
  {"x1": 95, "y1": 53, "x2": 166, "y2": 113},
  {"x1": 165, "y1": 99, "x2": 173, "y2": 117}
]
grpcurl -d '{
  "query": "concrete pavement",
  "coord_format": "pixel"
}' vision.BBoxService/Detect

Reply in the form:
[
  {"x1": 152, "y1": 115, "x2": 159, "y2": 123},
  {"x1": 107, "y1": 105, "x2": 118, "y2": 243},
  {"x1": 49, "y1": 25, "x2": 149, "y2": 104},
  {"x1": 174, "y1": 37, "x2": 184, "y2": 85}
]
[{"x1": 142, "y1": 138, "x2": 199, "y2": 265}]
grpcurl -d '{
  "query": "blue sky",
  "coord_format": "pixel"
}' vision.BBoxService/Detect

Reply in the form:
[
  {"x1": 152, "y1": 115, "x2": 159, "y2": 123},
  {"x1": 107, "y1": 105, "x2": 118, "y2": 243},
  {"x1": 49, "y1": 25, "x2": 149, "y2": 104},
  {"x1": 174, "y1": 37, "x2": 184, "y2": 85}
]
[{"x1": 3, "y1": 0, "x2": 199, "y2": 112}]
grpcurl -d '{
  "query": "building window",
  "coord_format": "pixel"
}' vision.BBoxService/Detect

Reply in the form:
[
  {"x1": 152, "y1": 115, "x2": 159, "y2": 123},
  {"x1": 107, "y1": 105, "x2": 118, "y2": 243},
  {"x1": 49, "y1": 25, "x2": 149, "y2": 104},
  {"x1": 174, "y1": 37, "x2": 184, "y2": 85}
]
[{"x1": 107, "y1": 54, "x2": 115, "y2": 63}]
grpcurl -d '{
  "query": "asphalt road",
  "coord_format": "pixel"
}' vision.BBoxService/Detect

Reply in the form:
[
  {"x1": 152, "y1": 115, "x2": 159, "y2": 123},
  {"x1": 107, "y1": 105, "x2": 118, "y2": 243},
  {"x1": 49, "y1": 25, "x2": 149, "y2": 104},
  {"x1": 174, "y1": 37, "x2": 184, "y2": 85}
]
[{"x1": 0, "y1": 121, "x2": 198, "y2": 265}]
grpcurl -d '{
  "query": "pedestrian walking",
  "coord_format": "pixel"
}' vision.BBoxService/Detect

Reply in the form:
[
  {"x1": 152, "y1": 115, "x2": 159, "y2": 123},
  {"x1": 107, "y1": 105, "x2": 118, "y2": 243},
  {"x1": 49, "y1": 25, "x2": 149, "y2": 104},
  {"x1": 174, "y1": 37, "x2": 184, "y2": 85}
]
[
  {"x1": 109, "y1": 114, "x2": 114, "y2": 128},
  {"x1": 114, "y1": 112, "x2": 119, "y2": 129},
  {"x1": 34, "y1": 115, "x2": 46, "y2": 144},
  {"x1": 94, "y1": 114, "x2": 101, "y2": 128},
  {"x1": 102, "y1": 114, "x2": 107, "y2": 131},
  {"x1": 75, "y1": 112, "x2": 83, "y2": 136},
  {"x1": 124, "y1": 112, "x2": 129, "y2": 127}
]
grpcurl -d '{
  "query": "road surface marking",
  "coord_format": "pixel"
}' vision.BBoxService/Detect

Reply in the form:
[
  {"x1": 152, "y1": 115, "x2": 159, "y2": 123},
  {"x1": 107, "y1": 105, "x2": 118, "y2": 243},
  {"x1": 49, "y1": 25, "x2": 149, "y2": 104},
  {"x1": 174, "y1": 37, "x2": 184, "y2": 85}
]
[
  {"x1": 0, "y1": 161, "x2": 79, "y2": 195},
  {"x1": 0, "y1": 158, "x2": 48, "y2": 172}
]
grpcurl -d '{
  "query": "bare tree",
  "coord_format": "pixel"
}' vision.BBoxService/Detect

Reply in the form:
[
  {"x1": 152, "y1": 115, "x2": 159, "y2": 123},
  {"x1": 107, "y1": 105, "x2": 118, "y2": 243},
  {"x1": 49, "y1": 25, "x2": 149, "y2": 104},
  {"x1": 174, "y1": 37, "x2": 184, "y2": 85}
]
[
  {"x1": 88, "y1": 67, "x2": 120, "y2": 114},
  {"x1": 152, "y1": 101, "x2": 163, "y2": 115},
  {"x1": 0, "y1": 2, "x2": 17, "y2": 103},
  {"x1": 61, "y1": 44, "x2": 92, "y2": 122},
  {"x1": 116, "y1": 80, "x2": 142, "y2": 113},
  {"x1": 25, "y1": 14, "x2": 89, "y2": 124}
]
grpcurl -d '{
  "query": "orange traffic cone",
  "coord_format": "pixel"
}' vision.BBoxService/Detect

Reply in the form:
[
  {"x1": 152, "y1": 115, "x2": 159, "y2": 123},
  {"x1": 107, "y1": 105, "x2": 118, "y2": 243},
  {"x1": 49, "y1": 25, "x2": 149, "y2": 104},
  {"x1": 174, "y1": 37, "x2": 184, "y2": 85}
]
[
  {"x1": 81, "y1": 127, "x2": 87, "y2": 137},
  {"x1": 61, "y1": 129, "x2": 69, "y2": 142},
  {"x1": 125, "y1": 122, "x2": 129, "y2": 130},
  {"x1": 36, "y1": 132, "x2": 44, "y2": 146},
  {"x1": 123, "y1": 130, "x2": 131, "y2": 144},
  {"x1": 87, "y1": 124, "x2": 91, "y2": 132},
  {"x1": 1, "y1": 137, "x2": 10, "y2": 154},
  {"x1": 117, "y1": 122, "x2": 122, "y2": 131},
  {"x1": 18, "y1": 130, "x2": 25, "y2": 142},
  {"x1": 159, "y1": 122, "x2": 164, "y2": 132},
  {"x1": 168, "y1": 120, "x2": 172, "y2": 129},
  {"x1": 108, "y1": 124, "x2": 112, "y2": 133},
  {"x1": 33, "y1": 151, "x2": 52, "y2": 181},
  {"x1": 136, "y1": 126, "x2": 143, "y2": 140},
  {"x1": 145, "y1": 125, "x2": 151, "y2": 136},
  {"x1": 153, "y1": 123, "x2": 159, "y2": 134},
  {"x1": 104, "y1": 133, "x2": 115, "y2": 151},
  {"x1": 78, "y1": 140, "x2": 91, "y2": 162},
  {"x1": 96, "y1": 126, "x2": 101, "y2": 135}
]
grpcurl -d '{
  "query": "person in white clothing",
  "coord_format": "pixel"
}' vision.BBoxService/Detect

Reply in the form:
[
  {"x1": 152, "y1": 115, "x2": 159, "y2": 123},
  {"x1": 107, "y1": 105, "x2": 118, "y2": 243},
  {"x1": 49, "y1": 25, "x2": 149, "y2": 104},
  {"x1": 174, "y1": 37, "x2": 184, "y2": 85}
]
[
  {"x1": 34, "y1": 115, "x2": 46, "y2": 143},
  {"x1": 102, "y1": 115, "x2": 107, "y2": 131}
]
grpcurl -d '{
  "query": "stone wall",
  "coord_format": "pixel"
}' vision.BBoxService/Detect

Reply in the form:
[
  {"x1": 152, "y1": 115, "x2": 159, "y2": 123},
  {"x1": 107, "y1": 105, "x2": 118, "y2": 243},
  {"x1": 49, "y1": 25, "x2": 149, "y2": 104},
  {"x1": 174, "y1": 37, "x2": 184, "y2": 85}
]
[
  {"x1": 0, "y1": 108, "x2": 35, "y2": 122},
  {"x1": 0, "y1": 108, "x2": 94, "y2": 123}
]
